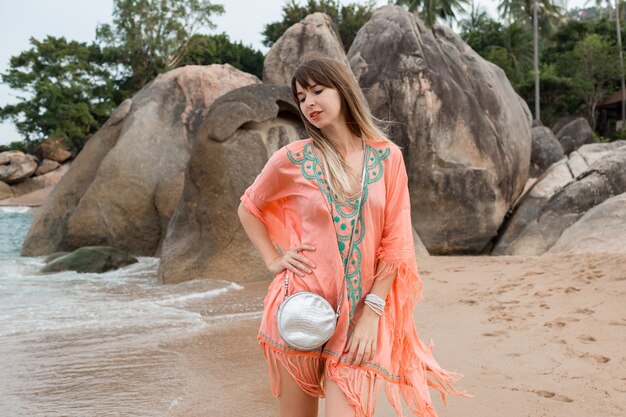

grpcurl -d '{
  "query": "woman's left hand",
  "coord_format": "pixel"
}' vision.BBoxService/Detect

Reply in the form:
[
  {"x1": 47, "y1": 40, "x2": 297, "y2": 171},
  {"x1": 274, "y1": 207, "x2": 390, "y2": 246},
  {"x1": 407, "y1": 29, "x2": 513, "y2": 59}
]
[{"x1": 345, "y1": 307, "x2": 381, "y2": 366}]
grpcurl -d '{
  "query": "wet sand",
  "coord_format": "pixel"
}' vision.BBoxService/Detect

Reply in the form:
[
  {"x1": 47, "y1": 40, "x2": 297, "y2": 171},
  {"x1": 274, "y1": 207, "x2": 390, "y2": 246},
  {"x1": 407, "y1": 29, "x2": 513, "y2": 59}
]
[{"x1": 168, "y1": 254, "x2": 626, "y2": 416}]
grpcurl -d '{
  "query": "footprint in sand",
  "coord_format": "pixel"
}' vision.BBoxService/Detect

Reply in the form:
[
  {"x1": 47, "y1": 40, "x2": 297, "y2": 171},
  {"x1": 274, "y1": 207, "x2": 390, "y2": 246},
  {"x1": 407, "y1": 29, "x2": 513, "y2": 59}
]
[
  {"x1": 577, "y1": 334, "x2": 596, "y2": 343},
  {"x1": 544, "y1": 320, "x2": 567, "y2": 328},
  {"x1": 580, "y1": 353, "x2": 610, "y2": 364},
  {"x1": 533, "y1": 290, "x2": 553, "y2": 298},
  {"x1": 459, "y1": 298, "x2": 478, "y2": 306},
  {"x1": 572, "y1": 307, "x2": 594, "y2": 315},
  {"x1": 482, "y1": 330, "x2": 508, "y2": 337},
  {"x1": 534, "y1": 390, "x2": 574, "y2": 403},
  {"x1": 564, "y1": 286, "x2": 581, "y2": 294}
]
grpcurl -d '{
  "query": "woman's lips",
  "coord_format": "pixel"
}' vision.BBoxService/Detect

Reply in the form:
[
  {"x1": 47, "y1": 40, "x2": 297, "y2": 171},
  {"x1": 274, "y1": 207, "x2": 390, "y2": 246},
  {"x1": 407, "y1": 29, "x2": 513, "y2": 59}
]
[{"x1": 310, "y1": 111, "x2": 322, "y2": 120}]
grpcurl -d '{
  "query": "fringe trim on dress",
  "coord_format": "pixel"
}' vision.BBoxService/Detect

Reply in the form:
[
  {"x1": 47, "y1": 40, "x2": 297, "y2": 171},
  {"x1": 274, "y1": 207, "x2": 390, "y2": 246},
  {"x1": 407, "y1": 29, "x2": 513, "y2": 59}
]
[{"x1": 257, "y1": 251, "x2": 471, "y2": 416}]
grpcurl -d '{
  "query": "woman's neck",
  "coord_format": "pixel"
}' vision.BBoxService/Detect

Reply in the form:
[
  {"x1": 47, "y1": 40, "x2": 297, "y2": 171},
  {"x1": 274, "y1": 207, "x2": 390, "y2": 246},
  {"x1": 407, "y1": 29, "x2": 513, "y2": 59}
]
[{"x1": 320, "y1": 123, "x2": 362, "y2": 158}]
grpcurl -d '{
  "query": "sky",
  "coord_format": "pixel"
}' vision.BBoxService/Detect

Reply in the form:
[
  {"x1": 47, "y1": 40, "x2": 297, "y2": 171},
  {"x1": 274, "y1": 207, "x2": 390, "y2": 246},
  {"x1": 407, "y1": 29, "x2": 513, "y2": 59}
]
[{"x1": 0, "y1": 0, "x2": 590, "y2": 145}]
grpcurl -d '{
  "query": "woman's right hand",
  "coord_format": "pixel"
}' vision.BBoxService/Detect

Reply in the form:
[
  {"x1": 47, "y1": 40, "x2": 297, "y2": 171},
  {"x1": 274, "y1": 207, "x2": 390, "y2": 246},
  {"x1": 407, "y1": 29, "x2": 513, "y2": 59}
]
[{"x1": 266, "y1": 244, "x2": 316, "y2": 276}]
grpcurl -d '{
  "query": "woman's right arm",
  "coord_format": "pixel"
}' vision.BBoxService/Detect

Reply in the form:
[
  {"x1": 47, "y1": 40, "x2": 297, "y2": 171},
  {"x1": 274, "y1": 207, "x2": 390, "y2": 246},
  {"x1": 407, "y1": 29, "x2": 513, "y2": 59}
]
[{"x1": 237, "y1": 202, "x2": 316, "y2": 276}]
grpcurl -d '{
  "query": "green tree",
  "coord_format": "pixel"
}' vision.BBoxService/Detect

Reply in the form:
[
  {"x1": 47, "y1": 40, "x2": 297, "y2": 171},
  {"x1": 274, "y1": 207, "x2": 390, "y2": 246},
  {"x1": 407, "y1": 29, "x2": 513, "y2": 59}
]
[
  {"x1": 395, "y1": 0, "x2": 470, "y2": 27},
  {"x1": 179, "y1": 33, "x2": 264, "y2": 78},
  {"x1": 96, "y1": 0, "x2": 224, "y2": 93},
  {"x1": 567, "y1": 34, "x2": 620, "y2": 128},
  {"x1": 485, "y1": 22, "x2": 534, "y2": 87},
  {"x1": 460, "y1": 5, "x2": 506, "y2": 55},
  {"x1": 0, "y1": 36, "x2": 117, "y2": 152},
  {"x1": 262, "y1": 0, "x2": 375, "y2": 50},
  {"x1": 499, "y1": 0, "x2": 564, "y2": 32}
]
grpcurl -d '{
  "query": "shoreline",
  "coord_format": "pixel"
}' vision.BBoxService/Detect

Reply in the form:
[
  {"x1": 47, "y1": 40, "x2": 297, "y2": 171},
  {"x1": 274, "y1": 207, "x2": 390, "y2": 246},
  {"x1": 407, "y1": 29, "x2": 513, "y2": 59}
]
[{"x1": 166, "y1": 254, "x2": 626, "y2": 417}]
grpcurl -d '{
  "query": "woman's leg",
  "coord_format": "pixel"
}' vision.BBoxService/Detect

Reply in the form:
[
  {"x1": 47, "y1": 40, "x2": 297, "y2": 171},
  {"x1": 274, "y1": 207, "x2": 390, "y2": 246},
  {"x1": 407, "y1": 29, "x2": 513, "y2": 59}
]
[
  {"x1": 276, "y1": 360, "x2": 320, "y2": 417},
  {"x1": 325, "y1": 378, "x2": 357, "y2": 417},
  {"x1": 324, "y1": 365, "x2": 383, "y2": 417}
]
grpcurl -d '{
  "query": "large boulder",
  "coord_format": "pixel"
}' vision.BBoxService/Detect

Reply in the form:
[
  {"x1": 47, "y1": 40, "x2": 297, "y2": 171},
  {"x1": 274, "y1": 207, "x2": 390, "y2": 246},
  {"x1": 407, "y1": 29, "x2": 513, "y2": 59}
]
[
  {"x1": 493, "y1": 143, "x2": 626, "y2": 255},
  {"x1": 530, "y1": 126, "x2": 564, "y2": 177},
  {"x1": 40, "y1": 246, "x2": 138, "y2": 273},
  {"x1": 22, "y1": 65, "x2": 259, "y2": 257},
  {"x1": 555, "y1": 117, "x2": 596, "y2": 154},
  {"x1": 548, "y1": 192, "x2": 626, "y2": 254},
  {"x1": 263, "y1": 12, "x2": 349, "y2": 85},
  {"x1": 348, "y1": 6, "x2": 532, "y2": 254},
  {"x1": 0, "y1": 151, "x2": 38, "y2": 184},
  {"x1": 158, "y1": 84, "x2": 305, "y2": 284}
]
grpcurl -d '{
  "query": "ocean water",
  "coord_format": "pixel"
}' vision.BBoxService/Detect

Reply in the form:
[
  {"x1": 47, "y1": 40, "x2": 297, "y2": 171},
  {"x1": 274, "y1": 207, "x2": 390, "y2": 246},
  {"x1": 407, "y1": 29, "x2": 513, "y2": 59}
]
[{"x1": 0, "y1": 206, "x2": 252, "y2": 416}]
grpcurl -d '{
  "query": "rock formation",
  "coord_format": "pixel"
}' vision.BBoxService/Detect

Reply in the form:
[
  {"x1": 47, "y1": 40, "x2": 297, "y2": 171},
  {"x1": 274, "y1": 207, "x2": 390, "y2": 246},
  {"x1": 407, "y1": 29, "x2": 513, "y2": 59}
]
[
  {"x1": 493, "y1": 141, "x2": 626, "y2": 255},
  {"x1": 158, "y1": 84, "x2": 305, "y2": 284},
  {"x1": 548, "y1": 192, "x2": 626, "y2": 254},
  {"x1": 21, "y1": 65, "x2": 259, "y2": 256},
  {"x1": 530, "y1": 126, "x2": 564, "y2": 177},
  {"x1": 0, "y1": 151, "x2": 38, "y2": 184},
  {"x1": 348, "y1": 6, "x2": 532, "y2": 254},
  {"x1": 263, "y1": 13, "x2": 349, "y2": 85},
  {"x1": 40, "y1": 246, "x2": 138, "y2": 273},
  {"x1": 555, "y1": 117, "x2": 596, "y2": 154}
]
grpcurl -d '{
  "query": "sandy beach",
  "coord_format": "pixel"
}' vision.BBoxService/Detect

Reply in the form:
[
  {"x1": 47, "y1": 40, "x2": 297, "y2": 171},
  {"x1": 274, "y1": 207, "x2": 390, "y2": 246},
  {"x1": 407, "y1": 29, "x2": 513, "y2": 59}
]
[{"x1": 166, "y1": 254, "x2": 626, "y2": 417}]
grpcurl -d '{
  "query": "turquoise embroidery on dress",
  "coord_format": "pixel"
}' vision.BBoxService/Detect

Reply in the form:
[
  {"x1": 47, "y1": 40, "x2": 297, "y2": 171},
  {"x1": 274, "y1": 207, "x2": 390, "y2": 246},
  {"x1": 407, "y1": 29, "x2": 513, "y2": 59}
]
[{"x1": 287, "y1": 142, "x2": 391, "y2": 322}]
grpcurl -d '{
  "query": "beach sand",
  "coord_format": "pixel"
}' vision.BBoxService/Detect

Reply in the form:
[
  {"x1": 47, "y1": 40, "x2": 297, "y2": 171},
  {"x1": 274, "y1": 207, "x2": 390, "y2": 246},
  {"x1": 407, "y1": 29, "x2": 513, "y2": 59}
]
[{"x1": 161, "y1": 254, "x2": 626, "y2": 416}]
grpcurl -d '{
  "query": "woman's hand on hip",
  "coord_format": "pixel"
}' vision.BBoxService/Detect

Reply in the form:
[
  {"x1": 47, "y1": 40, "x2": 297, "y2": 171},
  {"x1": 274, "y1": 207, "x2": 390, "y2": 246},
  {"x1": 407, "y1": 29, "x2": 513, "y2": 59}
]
[
  {"x1": 345, "y1": 307, "x2": 380, "y2": 366},
  {"x1": 266, "y1": 244, "x2": 316, "y2": 276}
]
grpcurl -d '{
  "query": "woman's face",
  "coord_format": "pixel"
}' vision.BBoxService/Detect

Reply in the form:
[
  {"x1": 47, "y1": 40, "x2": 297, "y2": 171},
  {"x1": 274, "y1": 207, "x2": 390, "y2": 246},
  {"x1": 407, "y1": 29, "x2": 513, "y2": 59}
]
[{"x1": 295, "y1": 79, "x2": 344, "y2": 130}]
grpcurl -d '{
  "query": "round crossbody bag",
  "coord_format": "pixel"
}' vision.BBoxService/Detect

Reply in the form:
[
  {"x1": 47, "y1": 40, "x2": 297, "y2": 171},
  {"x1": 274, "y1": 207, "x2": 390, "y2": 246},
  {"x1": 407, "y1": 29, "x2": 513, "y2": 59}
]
[{"x1": 276, "y1": 139, "x2": 367, "y2": 351}]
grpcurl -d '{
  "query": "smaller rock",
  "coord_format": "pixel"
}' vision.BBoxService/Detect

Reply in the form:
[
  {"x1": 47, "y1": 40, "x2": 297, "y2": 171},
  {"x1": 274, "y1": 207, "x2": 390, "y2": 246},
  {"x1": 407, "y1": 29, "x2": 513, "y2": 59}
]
[
  {"x1": 11, "y1": 162, "x2": 70, "y2": 197},
  {"x1": 44, "y1": 252, "x2": 70, "y2": 263},
  {"x1": 40, "y1": 246, "x2": 138, "y2": 274},
  {"x1": 0, "y1": 151, "x2": 38, "y2": 184},
  {"x1": 34, "y1": 159, "x2": 61, "y2": 176},
  {"x1": 549, "y1": 192, "x2": 626, "y2": 254},
  {"x1": 36, "y1": 137, "x2": 72, "y2": 163},
  {"x1": 551, "y1": 116, "x2": 577, "y2": 134},
  {"x1": 555, "y1": 117, "x2": 596, "y2": 154},
  {"x1": 0, "y1": 180, "x2": 13, "y2": 200},
  {"x1": 530, "y1": 126, "x2": 564, "y2": 177}
]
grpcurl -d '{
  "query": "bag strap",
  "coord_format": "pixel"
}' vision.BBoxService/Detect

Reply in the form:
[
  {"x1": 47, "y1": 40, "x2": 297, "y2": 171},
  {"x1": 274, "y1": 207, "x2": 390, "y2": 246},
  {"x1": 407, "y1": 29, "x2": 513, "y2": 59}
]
[{"x1": 284, "y1": 137, "x2": 368, "y2": 317}]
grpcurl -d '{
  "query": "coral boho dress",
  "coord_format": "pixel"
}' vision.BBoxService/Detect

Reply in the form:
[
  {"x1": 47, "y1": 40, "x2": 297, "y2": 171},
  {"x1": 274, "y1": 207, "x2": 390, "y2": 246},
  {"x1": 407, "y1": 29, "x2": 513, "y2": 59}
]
[{"x1": 240, "y1": 138, "x2": 468, "y2": 417}]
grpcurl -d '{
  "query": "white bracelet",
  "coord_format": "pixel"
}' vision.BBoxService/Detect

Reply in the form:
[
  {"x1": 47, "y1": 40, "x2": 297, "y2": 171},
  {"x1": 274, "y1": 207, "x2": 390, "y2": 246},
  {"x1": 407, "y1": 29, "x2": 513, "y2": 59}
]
[
  {"x1": 364, "y1": 293, "x2": 386, "y2": 316},
  {"x1": 364, "y1": 301, "x2": 383, "y2": 316}
]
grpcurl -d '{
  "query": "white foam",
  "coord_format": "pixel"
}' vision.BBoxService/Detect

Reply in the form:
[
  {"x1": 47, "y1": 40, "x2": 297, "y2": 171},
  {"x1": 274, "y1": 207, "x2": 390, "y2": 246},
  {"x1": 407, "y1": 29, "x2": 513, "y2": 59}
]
[{"x1": 0, "y1": 206, "x2": 33, "y2": 214}]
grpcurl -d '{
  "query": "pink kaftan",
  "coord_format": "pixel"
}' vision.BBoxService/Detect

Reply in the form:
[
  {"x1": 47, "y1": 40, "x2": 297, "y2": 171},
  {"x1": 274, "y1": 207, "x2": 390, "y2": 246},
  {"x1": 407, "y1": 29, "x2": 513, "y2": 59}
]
[{"x1": 240, "y1": 137, "x2": 469, "y2": 417}]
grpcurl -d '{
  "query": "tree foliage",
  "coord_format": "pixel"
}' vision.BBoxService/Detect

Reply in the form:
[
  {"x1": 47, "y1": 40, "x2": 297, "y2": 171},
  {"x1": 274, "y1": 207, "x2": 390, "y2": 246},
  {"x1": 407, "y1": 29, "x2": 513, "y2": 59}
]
[
  {"x1": 0, "y1": 36, "x2": 117, "y2": 151},
  {"x1": 567, "y1": 34, "x2": 620, "y2": 128},
  {"x1": 0, "y1": 0, "x2": 268, "y2": 152},
  {"x1": 395, "y1": 0, "x2": 470, "y2": 27},
  {"x1": 262, "y1": 0, "x2": 375, "y2": 51},
  {"x1": 96, "y1": 0, "x2": 225, "y2": 93},
  {"x1": 179, "y1": 33, "x2": 264, "y2": 78}
]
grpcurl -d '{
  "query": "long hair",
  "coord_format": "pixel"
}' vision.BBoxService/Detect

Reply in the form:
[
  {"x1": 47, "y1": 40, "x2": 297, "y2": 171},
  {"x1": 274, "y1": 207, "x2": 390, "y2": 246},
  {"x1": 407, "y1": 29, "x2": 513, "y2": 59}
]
[{"x1": 290, "y1": 53, "x2": 393, "y2": 202}]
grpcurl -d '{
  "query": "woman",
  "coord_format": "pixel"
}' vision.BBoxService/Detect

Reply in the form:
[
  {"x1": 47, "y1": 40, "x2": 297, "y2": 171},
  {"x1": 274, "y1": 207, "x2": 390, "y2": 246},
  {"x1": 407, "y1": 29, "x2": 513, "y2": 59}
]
[{"x1": 238, "y1": 54, "x2": 468, "y2": 417}]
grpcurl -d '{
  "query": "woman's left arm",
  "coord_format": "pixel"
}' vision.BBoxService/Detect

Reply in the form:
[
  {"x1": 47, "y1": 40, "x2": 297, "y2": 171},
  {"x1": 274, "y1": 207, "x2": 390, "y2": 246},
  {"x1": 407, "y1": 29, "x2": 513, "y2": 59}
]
[
  {"x1": 346, "y1": 145, "x2": 413, "y2": 366},
  {"x1": 345, "y1": 264, "x2": 396, "y2": 366}
]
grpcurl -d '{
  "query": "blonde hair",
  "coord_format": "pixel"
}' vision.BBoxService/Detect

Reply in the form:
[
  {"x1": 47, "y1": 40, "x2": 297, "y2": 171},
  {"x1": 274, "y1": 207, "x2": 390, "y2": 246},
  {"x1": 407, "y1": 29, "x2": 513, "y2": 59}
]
[{"x1": 290, "y1": 53, "x2": 394, "y2": 202}]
